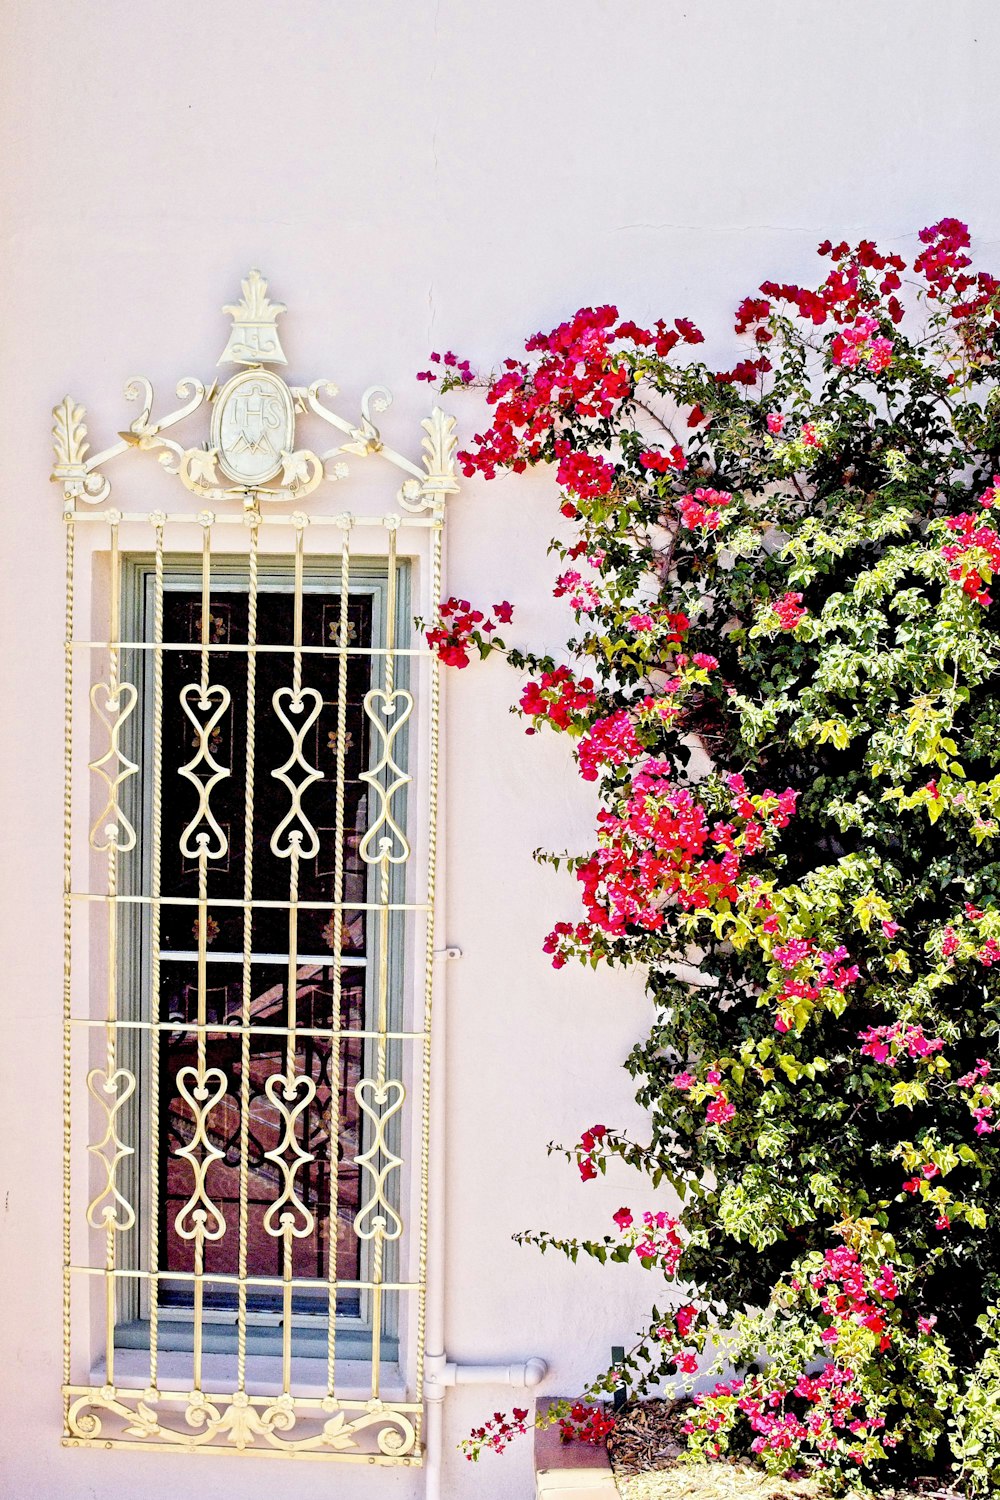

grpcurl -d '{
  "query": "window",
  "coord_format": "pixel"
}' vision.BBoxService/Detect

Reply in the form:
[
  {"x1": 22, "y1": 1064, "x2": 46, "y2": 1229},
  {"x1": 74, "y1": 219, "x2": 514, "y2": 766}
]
[
  {"x1": 55, "y1": 285, "x2": 455, "y2": 1460},
  {"x1": 117, "y1": 562, "x2": 401, "y2": 1364}
]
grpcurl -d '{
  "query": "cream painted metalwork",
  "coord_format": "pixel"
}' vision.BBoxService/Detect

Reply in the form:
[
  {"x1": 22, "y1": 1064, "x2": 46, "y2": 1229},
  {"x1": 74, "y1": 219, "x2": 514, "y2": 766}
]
[{"x1": 55, "y1": 273, "x2": 454, "y2": 1462}]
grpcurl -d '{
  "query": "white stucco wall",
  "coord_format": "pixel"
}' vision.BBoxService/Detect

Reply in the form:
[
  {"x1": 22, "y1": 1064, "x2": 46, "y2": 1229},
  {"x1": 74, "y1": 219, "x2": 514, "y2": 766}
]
[{"x1": 2, "y1": 3, "x2": 1000, "y2": 1497}]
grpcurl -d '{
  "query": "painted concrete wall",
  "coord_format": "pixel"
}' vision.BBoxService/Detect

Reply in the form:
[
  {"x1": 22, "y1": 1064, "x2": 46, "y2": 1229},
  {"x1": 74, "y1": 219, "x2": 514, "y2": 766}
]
[{"x1": 2, "y1": 2, "x2": 1000, "y2": 1497}]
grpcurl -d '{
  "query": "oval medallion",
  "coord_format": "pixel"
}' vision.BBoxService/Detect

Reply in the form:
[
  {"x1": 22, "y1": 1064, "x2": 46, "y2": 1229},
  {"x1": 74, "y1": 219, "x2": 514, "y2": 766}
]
[{"x1": 211, "y1": 368, "x2": 294, "y2": 486}]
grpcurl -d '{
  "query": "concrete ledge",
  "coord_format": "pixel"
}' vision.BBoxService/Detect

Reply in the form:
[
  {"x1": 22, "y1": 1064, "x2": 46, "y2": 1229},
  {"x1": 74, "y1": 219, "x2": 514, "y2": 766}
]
[{"x1": 535, "y1": 1398, "x2": 618, "y2": 1499}]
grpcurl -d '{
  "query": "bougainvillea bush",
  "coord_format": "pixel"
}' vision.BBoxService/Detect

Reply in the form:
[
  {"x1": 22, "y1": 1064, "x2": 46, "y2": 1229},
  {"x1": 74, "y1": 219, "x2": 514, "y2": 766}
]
[{"x1": 426, "y1": 220, "x2": 1000, "y2": 1494}]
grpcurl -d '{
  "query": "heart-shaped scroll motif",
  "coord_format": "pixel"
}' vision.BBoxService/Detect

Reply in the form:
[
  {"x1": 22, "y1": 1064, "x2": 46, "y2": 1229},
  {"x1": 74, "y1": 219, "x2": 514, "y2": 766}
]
[
  {"x1": 173, "y1": 1066, "x2": 228, "y2": 1241},
  {"x1": 352, "y1": 1077, "x2": 405, "y2": 1242},
  {"x1": 358, "y1": 688, "x2": 414, "y2": 865},
  {"x1": 88, "y1": 680, "x2": 139, "y2": 852},
  {"x1": 262, "y1": 1072, "x2": 318, "y2": 1239},
  {"x1": 86, "y1": 1065, "x2": 137, "y2": 1231},
  {"x1": 270, "y1": 687, "x2": 324, "y2": 859},
  {"x1": 178, "y1": 683, "x2": 231, "y2": 860}
]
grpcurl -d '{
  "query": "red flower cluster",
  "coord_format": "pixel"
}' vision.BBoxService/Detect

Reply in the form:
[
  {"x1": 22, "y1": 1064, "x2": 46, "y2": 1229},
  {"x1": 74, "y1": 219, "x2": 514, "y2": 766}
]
[
  {"x1": 942, "y1": 495, "x2": 1000, "y2": 606},
  {"x1": 461, "y1": 1407, "x2": 531, "y2": 1461},
  {"x1": 687, "y1": 1364, "x2": 883, "y2": 1465},
  {"x1": 425, "y1": 597, "x2": 513, "y2": 667},
  {"x1": 640, "y1": 445, "x2": 687, "y2": 474},
  {"x1": 612, "y1": 1207, "x2": 684, "y2": 1273},
  {"x1": 773, "y1": 591, "x2": 807, "y2": 630},
  {"x1": 542, "y1": 763, "x2": 797, "y2": 964},
  {"x1": 956, "y1": 1058, "x2": 995, "y2": 1136},
  {"x1": 831, "y1": 314, "x2": 893, "y2": 374},
  {"x1": 677, "y1": 487, "x2": 732, "y2": 532},
  {"x1": 614, "y1": 316, "x2": 704, "y2": 355},
  {"x1": 735, "y1": 296, "x2": 772, "y2": 336},
  {"x1": 557, "y1": 1402, "x2": 616, "y2": 1446},
  {"x1": 520, "y1": 665, "x2": 597, "y2": 732},
  {"x1": 858, "y1": 1022, "x2": 944, "y2": 1066},
  {"x1": 553, "y1": 568, "x2": 602, "y2": 614},
  {"x1": 654, "y1": 1303, "x2": 701, "y2": 1374},
  {"x1": 459, "y1": 306, "x2": 631, "y2": 480},
  {"x1": 714, "y1": 355, "x2": 772, "y2": 387},
  {"x1": 576, "y1": 709, "x2": 644, "y2": 783},
  {"x1": 543, "y1": 920, "x2": 594, "y2": 970},
  {"x1": 555, "y1": 441, "x2": 616, "y2": 501},
  {"x1": 811, "y1": 1246, "x2": 897, "y2": 1353},
  {"x1": 574, "y1": 1122, "x2": 607, "y2": 1181},
  {"x1": 771, "y1": 942, "x2": 859, "y2": 1033},
  {"x1": 417, "y1": 349, "x2": 475, "y2": 386},
  {"x1": 760, "y1": 235, "x2": 906, "y2": 329},
  {"x1": 914, "y1": 217, "x2": 1000, "y2": 332}
]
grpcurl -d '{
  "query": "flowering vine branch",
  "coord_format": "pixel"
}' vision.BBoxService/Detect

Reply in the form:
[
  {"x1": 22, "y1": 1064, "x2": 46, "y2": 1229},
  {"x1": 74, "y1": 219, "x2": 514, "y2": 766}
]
[{"x1": 424, "y1": 218, "x2": 1000, "y2": 1494}]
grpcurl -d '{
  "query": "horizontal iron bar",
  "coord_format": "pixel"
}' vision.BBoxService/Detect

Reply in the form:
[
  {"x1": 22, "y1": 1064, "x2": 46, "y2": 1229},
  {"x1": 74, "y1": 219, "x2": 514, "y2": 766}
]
[
  {"x1": 67, "y1": 510, "x2": 442, "y2": 529},
  {"x1": 71, "y1": 893, "x2": 431, "y2": 911},
  {"x1": 70, "y1": 640, "x2": 433, "y2": 656},
  {"x1": 68, "y1": 1267, "x2": 421, "y2": 1292},
  {"x1": 69, "y1": 1018, "x2": 426, "y2": 1039},
  {"x1": 159, "y1": 950, "x2": 367, "y2": 967}
]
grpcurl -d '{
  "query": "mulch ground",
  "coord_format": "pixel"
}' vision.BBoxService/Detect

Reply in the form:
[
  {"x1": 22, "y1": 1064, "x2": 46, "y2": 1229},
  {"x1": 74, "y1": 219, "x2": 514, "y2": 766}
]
[{"x1": 606, "y1": 1400, "x2": 964, "y2": 1500}]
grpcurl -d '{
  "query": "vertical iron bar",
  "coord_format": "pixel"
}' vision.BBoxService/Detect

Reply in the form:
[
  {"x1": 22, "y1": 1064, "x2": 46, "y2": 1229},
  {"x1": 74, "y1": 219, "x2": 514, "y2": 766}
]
[
  {"x1": 148, "y1": 520, "x2": 165, "y2": 1389},
  {"x1": 415, "y1": 510, "x2": 444, "y2": 1420},
  {"x1": 105, "y1": 518, "x2": 122, "y2": 1388},
  {"x1": 237, "y1": 519, "x2": 259, "y2": 1391},
  {"x1": 192, "y1": 515, "x2": 212, "y2": 1392},
  {"x1": 280, "y1": 518, "x2": 306, "y2": 1393},
  {"x1": 61, "y1": 516, "x2": 76, "y2": 1426},
  {"x1": 370, "y1": 523, "x2": 398, "y2": 1399},
  {"x1": 326, "y1": 522, "x2": 352, "y2": 1398}
]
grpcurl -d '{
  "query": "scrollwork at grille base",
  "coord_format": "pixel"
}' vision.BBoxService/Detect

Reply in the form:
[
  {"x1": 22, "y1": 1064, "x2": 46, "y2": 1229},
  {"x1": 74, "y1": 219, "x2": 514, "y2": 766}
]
[{"x1": 64, "y1": 1387, "x2": 421, "y2": 1462}]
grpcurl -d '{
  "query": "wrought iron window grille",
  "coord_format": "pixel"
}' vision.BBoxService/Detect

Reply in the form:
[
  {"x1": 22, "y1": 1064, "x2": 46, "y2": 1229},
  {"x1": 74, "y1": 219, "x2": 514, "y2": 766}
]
[{"x1": 54, "y1": 272, "x2": 454, "y2": 1462}]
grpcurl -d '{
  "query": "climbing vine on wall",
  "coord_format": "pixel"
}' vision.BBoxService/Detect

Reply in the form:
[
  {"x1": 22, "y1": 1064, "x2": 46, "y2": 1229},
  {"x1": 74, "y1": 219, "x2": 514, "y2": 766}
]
[{"x1": 425, "y1": 220, "x2": 1000, "y2": 1493}]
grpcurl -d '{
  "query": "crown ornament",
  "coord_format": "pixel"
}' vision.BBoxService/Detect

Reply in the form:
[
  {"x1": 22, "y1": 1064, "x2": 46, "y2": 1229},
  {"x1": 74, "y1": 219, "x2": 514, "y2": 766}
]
[{"x1": 218, "y1": 269, "x2": 288, "y2": 367}]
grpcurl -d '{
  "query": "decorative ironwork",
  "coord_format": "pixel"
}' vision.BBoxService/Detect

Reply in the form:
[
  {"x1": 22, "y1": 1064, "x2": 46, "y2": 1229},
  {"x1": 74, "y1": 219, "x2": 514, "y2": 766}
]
[
  {"x1": 88, "y1": 680, "x2": 139, "y2": 852},
  {"x1": 173, "y1": 1066, "x2": 229, "y2": 1242},
  {"x1": 359, "y1": 688, "x2": 414, "y2": 865},
  {"x1": 56, "y1": 273, "x2": 453, "y2": 1461},
  {"x1": 269, "y1": 686, "x2": 324, "y2": 859},
  {"x1": 85, "y1": 1065, "x2": 137, "y2": 1232},
  {"x1": 65, "y1": 1387, "x2": 419, "y2": 1459},
  {"x1": 177, "y1": 682, "x2": 232, "y2": 859}
]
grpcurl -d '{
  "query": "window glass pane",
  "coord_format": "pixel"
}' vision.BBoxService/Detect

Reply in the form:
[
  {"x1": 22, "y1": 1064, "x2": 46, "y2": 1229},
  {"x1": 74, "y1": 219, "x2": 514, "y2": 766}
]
[{"x1": 154, "y1": 586, "x2": 374, "y2": 1316}]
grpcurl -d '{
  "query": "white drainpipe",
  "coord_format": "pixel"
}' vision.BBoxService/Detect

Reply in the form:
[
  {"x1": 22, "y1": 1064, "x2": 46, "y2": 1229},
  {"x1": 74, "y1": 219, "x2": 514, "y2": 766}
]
[
  {"x1": 422, "y1": 936, "x2": 549, "y2": 1499},
  {"x1": 424, "y1": 1354, "x2": 549, "y2": 1500},
  {"x1": 422, "y1": 573, "x2": 548, "y2": 1500}
]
